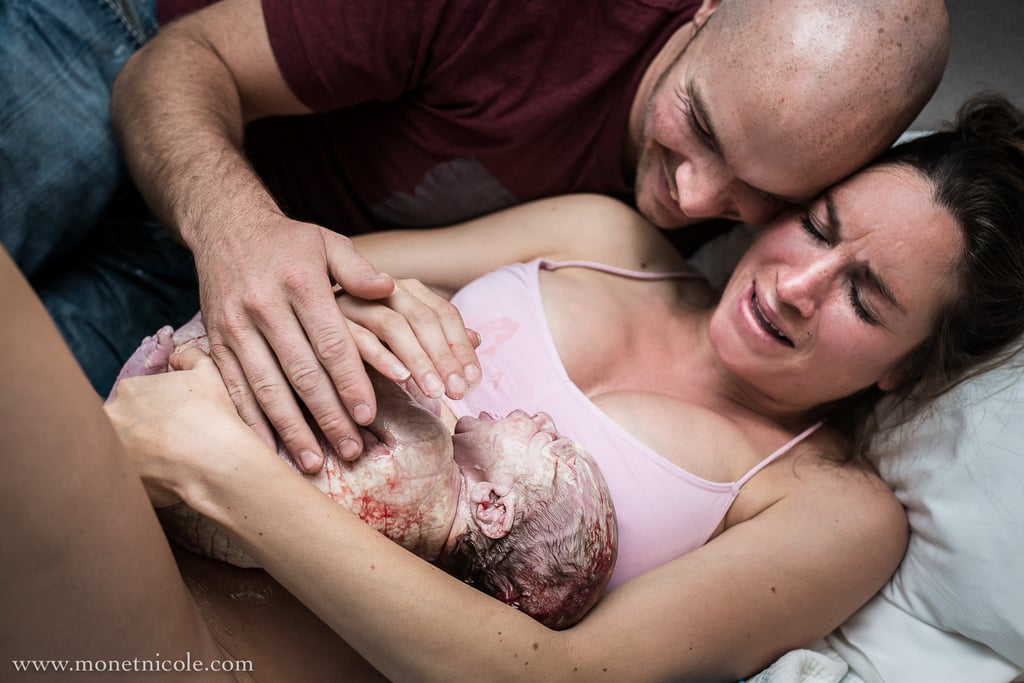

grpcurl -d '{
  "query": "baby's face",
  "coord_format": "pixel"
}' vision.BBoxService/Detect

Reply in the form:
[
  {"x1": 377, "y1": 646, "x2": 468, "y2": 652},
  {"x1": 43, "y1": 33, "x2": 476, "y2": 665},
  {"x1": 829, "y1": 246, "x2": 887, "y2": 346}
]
[{"x1": 451, "y1": 410, "x2": 574, "y2": 499}]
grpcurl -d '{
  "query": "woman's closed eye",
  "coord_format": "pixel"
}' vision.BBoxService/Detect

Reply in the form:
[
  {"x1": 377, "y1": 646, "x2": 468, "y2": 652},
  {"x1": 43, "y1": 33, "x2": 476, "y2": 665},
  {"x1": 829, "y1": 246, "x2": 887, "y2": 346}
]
[{"x1": 848, "y1": 281, "x2": 879, "y2": 325}]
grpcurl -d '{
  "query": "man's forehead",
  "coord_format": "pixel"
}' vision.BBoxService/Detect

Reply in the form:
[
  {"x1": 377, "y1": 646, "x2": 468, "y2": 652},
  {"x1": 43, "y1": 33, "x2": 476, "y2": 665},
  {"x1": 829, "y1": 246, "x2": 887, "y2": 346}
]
[
  {"x1": 688, "y1": 83, "x2": 814, "y2": 205},
  {"x1": 694, "y1": 37, "x2": 900, "y2": 199}
]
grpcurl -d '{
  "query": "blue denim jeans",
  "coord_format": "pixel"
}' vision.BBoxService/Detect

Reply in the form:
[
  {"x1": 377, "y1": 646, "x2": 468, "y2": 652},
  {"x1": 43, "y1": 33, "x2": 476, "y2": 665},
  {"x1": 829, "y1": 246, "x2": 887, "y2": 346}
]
[{"x1": 0, "y1": 0, "x2": 200, "y2": 395}]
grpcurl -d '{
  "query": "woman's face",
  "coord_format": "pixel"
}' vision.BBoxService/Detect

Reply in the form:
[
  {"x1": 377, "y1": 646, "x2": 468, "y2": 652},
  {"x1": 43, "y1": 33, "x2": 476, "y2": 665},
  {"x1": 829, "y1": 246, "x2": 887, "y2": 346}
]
[{"x1": 710, "y1": 165, "x2": 963, "y2": 409}]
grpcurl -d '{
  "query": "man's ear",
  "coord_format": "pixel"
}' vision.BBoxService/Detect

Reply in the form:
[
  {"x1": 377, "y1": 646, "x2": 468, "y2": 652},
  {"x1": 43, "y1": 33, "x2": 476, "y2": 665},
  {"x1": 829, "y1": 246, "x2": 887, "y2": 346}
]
[
  {"x1": 469, "y1": 482, "x2": 517, "y2": 540},
  {"x1": 693, "y1": 0, "x2": 722, "y2": 28}
]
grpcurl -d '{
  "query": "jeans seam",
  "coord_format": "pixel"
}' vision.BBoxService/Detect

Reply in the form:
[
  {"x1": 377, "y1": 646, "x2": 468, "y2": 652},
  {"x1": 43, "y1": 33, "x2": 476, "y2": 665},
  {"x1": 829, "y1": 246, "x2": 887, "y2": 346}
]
[{"x1": 101, "y1": 0, "x2": 148, "y2": 46}]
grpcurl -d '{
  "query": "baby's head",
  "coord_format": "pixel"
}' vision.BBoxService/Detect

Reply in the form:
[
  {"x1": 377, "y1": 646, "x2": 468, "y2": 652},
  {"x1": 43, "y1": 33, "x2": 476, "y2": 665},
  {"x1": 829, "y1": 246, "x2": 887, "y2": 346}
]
[{"x1": 439, "y1": 410, "x2": 617, "y2": 629}]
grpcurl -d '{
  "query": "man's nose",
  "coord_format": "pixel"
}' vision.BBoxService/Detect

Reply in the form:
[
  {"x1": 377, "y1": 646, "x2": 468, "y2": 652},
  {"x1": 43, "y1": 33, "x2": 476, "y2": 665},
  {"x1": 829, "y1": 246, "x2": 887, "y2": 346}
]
[
  {"x1": 674, "y1": 158, "x2": 735, "y2": 219},
  {"x1": 775, "y1": 258, "x2": 837, "y2": 318}
]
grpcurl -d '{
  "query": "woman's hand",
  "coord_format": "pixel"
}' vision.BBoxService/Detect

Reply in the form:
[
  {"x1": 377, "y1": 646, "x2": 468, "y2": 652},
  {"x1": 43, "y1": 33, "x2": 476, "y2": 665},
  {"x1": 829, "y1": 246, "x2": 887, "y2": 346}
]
[
  {"x1": 104, "y1": 348, "x2": 271, "y2": 508},
  {"x1": 338, "y1": 278, "x2": 482, "y2": 402}
]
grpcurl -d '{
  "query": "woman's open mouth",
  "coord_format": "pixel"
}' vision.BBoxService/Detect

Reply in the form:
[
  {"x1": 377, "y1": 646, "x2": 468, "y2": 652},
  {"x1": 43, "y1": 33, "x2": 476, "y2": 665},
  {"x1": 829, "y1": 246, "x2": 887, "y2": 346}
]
[{"x1": 751, "y1": 290, "x2": 793, "y2": 347}]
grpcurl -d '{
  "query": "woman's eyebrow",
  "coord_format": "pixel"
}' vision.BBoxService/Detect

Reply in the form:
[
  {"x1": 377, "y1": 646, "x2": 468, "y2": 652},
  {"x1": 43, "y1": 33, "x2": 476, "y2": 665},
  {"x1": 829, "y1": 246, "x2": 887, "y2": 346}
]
[{"x1": 828, "y1": 193, "x2": 906, "y2": 314}]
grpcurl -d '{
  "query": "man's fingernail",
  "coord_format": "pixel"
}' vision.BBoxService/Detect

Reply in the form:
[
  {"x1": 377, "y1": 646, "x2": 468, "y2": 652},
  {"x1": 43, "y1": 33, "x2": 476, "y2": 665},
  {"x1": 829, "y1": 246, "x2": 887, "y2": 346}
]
[
  {"x1": 423, "y1": 373, "x2": 445, "y2": 398},
  {"x1": 464, "y1": 364, "x2": 481, "y2": 385},
  {"x1": 364, "y1": 270, "x2": 390, "y2": 281},
  {"x1": 353, "y1": 402, "x2": 373, "y2": 425},
  {"x1": 338, "y1": 437, "x2": 360, "y2": 460},
  {"x1": 298, "y1": 449, "x2": 323, "y2": 471}
]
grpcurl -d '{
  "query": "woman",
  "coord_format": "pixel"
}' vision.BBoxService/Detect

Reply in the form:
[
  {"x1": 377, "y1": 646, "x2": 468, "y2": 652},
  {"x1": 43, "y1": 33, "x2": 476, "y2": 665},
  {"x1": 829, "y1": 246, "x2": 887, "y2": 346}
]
[{"x1": 4, "y1": 95, "x2": 1023, "y2": 682}]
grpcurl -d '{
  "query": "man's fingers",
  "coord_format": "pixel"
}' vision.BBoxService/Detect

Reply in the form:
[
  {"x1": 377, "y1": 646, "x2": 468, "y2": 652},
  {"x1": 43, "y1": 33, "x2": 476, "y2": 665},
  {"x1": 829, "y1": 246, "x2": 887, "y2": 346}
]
[
  {"x1": 286, "y1": 297, "x2": 376, "y2": 461},
  {"x1": 209, "y1": 329, "x2": 333, "y2": 472},
  {"x1": 204, "y1": 342, "x2": 277, "y2": 450}
]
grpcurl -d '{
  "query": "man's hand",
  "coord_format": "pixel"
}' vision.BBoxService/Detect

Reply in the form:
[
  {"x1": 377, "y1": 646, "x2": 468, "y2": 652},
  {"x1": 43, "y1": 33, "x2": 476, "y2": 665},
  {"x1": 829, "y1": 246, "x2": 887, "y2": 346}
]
[{"x1": 194, "y1": 215, "x2": 395, "y2": 472}]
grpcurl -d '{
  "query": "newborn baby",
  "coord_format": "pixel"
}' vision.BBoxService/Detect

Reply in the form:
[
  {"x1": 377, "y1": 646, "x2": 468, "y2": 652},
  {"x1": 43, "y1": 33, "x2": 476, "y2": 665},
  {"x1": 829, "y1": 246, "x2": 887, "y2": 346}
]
[{"x1": 112, "y1": 314, "x2": 617, "y2": 629}]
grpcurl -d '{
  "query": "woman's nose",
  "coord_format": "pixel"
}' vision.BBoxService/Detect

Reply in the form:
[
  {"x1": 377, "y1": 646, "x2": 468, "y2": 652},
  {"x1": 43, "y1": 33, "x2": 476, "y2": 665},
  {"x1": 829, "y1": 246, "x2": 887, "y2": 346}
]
[
  {"x1": 673, "y1": 158, "x2": 735, "y2": 220},
  {"x1": 775, "y1": 259, "x2": 835, "y2": 318}
]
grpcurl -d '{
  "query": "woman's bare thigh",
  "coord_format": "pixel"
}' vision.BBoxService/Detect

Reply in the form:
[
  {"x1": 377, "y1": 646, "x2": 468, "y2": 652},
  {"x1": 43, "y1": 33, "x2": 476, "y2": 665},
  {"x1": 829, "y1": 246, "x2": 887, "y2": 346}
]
[{"x1": 0, "y1": 246, "x2": 235, "y2": 678}]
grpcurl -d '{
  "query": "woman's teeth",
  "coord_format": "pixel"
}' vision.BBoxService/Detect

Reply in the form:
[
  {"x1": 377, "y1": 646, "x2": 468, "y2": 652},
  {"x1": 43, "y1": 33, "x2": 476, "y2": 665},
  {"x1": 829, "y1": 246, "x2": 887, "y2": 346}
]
[{"x1": 752, "y1": 292, "x2": 793, "y2": 346}]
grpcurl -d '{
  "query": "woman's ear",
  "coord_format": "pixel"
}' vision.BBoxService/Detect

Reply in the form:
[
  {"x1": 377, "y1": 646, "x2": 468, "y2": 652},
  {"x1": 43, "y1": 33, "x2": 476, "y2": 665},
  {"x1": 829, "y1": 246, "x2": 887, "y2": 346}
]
[
  {"x1": 469, "y1": 482, "x2": 517, "y2": 539},
  {"x1": 877, "y1": 372, "x2": 899, "y2": 392},
  {"x1": 693, "y1": 0, "x2": 723, "y2": 28}
]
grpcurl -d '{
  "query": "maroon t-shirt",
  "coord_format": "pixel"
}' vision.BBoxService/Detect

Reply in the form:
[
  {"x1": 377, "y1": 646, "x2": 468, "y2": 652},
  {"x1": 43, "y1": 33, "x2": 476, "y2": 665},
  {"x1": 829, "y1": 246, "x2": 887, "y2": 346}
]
[{"x1": 158, "y1": 0, "x2": 699, "y2": 234}]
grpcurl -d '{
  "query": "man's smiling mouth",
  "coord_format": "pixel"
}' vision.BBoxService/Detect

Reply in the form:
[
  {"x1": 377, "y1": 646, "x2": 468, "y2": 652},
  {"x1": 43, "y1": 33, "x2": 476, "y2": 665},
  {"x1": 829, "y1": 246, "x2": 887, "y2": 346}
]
[{"x1": 662, "y1": 156, "x2": 679, "y2": 202}]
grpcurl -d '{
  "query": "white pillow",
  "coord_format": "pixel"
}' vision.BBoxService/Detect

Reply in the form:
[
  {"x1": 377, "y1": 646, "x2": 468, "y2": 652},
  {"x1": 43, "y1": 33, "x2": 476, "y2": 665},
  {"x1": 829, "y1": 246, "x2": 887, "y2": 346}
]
[{"x1": 827, "y1": 362, "x2": 1024, "y2": 683}]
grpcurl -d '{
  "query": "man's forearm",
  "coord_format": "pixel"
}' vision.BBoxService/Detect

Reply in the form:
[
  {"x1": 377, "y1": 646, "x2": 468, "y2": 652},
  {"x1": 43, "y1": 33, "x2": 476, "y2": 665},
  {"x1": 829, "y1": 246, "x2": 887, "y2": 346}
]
[{"x1": 110, "y1": 23, "x2": 281, "y2": 254}]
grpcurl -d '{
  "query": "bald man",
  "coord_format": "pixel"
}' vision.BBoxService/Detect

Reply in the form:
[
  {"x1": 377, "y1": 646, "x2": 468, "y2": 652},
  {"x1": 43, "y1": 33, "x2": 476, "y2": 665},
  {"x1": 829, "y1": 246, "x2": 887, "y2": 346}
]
[{"x1": 2, "y1": 0, "x2": 948, "y2": 472}]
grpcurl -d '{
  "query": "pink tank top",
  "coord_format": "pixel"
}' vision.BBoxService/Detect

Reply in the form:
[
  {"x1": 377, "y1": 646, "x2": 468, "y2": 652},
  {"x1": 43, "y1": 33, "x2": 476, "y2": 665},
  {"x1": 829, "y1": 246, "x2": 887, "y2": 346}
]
[{"x1": 447, "y1": 259, "x2": 820, "y2": 590}]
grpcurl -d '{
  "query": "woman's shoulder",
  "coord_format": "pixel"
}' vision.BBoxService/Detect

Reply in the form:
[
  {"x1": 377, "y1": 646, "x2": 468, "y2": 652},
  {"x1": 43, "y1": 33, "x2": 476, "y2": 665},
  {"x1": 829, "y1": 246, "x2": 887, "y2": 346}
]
[
  {"x1": 731, "y1": 424, "x2": 907, "y2": 546},
  {"x1": 542, "y1": 194, "x2": 692, "y2": 273}
]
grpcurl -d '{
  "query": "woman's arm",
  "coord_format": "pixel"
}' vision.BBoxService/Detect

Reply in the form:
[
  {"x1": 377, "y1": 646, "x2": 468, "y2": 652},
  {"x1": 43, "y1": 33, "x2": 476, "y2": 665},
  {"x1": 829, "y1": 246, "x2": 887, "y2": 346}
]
[
  {"x1": 339, "y1": 194, "x2": 689, "y2": 387},
  {"x1": 113, "y1": 353, "x2": 907, "y2": 682},
  {"x1": 352, "y1": 194, "x2": 684, "y2": 294}
]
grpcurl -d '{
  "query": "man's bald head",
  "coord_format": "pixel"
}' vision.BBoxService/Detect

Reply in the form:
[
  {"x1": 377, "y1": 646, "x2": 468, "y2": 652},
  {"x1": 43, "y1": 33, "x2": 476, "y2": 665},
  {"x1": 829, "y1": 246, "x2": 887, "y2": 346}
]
[
  {"x1": 705, "y1": 0, "x2": 949, "y2": 169},
  {"x1": 629, "y1": 0, "x2": 950, "y2": 228}
]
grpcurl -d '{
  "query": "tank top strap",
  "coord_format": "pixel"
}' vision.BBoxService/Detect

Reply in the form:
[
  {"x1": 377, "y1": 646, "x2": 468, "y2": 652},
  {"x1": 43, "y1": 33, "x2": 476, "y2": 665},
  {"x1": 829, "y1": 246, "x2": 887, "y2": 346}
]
[
  {"x1": 539, "y1": 258, "x2": 698, "y2": 281},
  {"x1": 735, "y1": 421, "x2": 824, "y2": 488}
]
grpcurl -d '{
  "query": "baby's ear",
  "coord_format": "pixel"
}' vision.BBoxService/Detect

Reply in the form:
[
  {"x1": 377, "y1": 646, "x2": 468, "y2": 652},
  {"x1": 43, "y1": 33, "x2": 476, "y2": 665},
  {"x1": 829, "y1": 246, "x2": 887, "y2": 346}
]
[{"x1": 469, "y1": 482, "x2": 517, "y2": 539}]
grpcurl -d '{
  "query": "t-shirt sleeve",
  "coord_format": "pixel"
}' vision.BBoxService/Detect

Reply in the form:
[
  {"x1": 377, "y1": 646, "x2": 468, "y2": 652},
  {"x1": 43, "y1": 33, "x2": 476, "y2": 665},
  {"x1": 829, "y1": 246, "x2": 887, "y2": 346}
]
[{"x1": 261, "y1": 0, "x2": 476, "y2": 111}]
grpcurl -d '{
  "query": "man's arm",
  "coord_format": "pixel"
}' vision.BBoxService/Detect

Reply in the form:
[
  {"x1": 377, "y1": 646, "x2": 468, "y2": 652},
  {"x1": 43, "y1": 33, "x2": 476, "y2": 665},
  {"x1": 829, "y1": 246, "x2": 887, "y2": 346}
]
[{"x1": 111, "y1": 0, "x2": 476, "y2": 470}]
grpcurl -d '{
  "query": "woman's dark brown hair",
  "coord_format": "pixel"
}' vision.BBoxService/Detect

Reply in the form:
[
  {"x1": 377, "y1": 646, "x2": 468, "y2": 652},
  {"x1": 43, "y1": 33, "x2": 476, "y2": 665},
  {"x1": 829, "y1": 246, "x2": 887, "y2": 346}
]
[{"x1": 823, "y1": 93, "x2": 1024, "y2": 463}]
